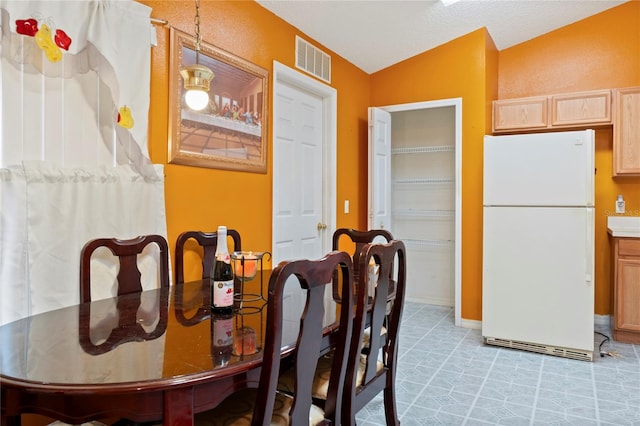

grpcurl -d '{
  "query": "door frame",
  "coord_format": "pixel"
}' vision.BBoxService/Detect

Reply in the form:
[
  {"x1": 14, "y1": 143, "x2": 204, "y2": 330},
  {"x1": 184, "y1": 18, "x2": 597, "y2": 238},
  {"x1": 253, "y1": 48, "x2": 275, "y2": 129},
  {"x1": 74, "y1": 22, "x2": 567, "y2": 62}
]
[
  {"x1": 376, "y1": 98, "x2": 462, "y2": 327},
  {"x1": 271, "y1": 61, "x2": 337, "y2": 264}
]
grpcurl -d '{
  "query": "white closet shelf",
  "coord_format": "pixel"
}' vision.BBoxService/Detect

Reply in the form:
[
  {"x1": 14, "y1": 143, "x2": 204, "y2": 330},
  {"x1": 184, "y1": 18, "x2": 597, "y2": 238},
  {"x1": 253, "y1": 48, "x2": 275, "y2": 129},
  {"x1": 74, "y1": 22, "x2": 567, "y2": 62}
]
[
  {"x1": 392, "y1": 146, "x2": 454, "y2": 154},
  {"x1": 400, "y1": 238, "x2": 453, "y2": 247},
  {"x1": 393, "y1": 209, "x2": 454, "y2": 218},
  {"x1": 393, "y1": 178, "x2": 454, "y2": 185}
]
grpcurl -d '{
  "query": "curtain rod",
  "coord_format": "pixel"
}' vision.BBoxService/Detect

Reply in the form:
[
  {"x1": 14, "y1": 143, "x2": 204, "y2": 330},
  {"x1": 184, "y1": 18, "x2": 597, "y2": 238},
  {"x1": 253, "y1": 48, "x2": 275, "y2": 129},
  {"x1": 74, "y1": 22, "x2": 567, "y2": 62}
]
[{"x1": 151, "y1": 17, "x2": 168, "y2": 26}]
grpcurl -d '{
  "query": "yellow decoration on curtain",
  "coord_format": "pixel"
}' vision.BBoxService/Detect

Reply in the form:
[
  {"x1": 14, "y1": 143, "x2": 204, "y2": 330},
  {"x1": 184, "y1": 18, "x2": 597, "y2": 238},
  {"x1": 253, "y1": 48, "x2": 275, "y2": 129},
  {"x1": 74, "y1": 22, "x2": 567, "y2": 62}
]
[
  {"x1": 117, "y1": 106, "x2": 134, "y2": 129},
  {"x1": 34, "y1": 24, "x2": 62, "y2": 63}
]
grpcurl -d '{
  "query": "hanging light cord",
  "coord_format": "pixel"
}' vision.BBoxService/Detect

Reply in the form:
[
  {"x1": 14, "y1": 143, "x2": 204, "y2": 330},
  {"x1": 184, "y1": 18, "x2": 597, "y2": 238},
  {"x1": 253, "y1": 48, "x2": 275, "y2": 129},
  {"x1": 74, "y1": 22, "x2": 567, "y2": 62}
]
[{"x1": 194, "y1": 0, "x2": 202, "y2": 63}]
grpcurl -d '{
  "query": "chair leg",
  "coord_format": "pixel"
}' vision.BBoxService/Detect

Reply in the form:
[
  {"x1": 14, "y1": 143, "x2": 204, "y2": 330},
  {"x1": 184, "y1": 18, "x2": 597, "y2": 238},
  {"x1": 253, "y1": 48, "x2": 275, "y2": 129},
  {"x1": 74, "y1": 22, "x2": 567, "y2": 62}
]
[
  {"x1": 383, "y1": 385, "x2": 400, "y2": 426},
  {"x1": 342, "y1": 394, "x2": 356, "y2": 426}
]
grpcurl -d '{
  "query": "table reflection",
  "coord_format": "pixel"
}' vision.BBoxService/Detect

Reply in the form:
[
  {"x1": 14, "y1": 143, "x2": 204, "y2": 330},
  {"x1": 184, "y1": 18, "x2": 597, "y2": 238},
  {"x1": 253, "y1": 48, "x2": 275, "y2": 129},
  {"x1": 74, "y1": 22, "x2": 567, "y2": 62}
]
[
  {"x1": 0, "y1": 277, "x2": 308, "y2": 387},
  {"x1": 176, "y1": 279, "x2": 267, "y2": 362},
  {"x1": 79, "y1": 289, "x2": 169, "y2": 355},
  {"x1": 0, "y1": 278, "x2": 336, "y2": 425},
  {"x1": 175, "y1": 276, "x2": 211, "y2": 326}
]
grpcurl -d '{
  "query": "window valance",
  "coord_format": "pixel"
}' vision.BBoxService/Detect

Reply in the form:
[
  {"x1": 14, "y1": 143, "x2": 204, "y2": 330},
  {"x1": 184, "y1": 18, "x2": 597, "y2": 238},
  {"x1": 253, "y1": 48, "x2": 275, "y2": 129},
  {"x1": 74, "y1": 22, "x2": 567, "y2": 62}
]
[{"x1": 0, "y1": 0, "x2": 155, "y2": 169}]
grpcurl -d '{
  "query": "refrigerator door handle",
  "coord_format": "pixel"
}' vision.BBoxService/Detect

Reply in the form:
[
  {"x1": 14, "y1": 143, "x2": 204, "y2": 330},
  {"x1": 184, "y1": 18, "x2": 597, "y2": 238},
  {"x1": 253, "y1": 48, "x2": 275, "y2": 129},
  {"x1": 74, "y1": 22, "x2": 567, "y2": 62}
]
[
  {"x1": 586, "y1": 208, "x2": 594, "y2": 283},
  {"x1": 585, "y1": 130, "x2": 595, "y2": 207}
]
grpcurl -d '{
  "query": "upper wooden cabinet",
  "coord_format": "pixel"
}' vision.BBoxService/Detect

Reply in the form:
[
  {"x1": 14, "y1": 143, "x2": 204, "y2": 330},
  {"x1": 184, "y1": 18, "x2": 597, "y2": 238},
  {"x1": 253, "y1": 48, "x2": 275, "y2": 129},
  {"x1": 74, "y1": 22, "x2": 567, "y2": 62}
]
[
  {"x1": 493, "y1": 96, "x2": 548, "y2": 132},
  {"x1": 613, "y1": 87, "x2": 640, "y2": 176},
  {"x1": 551, "y1": 90, "x2": 611, "y2": 127},
  {"x1": 493, "y1": 89, "x2": 612, "y2": 134}
]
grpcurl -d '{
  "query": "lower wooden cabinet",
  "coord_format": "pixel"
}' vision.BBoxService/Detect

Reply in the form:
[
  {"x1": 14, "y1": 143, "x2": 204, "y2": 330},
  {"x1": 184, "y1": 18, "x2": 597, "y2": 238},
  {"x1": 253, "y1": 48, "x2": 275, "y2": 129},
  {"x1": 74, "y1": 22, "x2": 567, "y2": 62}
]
[{"x1": 611, "y1": 237, "x2": 640, "y2": 344}]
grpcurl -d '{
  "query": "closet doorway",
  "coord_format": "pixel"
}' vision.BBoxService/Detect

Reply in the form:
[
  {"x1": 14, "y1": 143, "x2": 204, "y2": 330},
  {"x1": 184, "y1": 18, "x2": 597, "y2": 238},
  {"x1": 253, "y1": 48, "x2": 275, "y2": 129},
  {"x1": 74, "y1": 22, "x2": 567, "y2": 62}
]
[{"x1": 369, "y1": 98, "x2": 462, "y2": 326}]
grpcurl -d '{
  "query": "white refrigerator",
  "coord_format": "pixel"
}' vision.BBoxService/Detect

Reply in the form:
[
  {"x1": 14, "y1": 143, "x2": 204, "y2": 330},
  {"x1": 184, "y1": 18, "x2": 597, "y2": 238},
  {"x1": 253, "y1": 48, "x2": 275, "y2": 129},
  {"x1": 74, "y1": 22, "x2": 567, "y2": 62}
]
[{"x1": 482, "y1": 129, "x2": 595, "y2": 361}]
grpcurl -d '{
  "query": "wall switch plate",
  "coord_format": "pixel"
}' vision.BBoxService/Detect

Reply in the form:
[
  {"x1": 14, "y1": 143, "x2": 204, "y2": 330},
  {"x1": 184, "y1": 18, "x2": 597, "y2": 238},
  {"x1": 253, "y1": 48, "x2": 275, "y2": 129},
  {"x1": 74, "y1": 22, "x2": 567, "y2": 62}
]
[{"x1": 344, "y1": 199, "x2": 349, "y2": 214}]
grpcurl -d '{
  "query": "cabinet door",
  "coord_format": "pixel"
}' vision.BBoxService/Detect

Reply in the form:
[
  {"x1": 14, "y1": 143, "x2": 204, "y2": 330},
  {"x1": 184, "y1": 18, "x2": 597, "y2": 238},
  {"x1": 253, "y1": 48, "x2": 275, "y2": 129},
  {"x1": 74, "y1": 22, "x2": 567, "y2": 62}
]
[
  {"x1": 615, "y1": 257, "x2": 640, "y2": 333},
  {"x1": 614, "y1": 87, "x2": 640, "y2": 176},
  {"x1": 551, "y1": 90, "x2": 611, "y2": 127},
  {"x1": 493, "y1": 96, "x2": 548, "y2": 132}
]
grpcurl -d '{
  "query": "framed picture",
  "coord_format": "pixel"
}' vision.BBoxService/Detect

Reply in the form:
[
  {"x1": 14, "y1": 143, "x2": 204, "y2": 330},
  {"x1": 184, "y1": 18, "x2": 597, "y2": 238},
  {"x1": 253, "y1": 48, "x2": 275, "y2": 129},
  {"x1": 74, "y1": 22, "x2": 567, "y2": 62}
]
[{"x1": 168, "y1": 28, "x2": 269, "y2": 173}]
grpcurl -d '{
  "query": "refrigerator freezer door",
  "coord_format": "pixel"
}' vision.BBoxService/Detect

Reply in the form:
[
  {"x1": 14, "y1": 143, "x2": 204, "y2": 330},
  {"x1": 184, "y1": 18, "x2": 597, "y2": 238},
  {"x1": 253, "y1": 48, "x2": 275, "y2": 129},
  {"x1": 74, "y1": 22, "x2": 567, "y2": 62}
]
[
  {"x1": 484, "y1": 130, "x2": 594, "y2": 207},
  {"x1": 482, "y1": 206, "x2": 594, "y2": 352}
]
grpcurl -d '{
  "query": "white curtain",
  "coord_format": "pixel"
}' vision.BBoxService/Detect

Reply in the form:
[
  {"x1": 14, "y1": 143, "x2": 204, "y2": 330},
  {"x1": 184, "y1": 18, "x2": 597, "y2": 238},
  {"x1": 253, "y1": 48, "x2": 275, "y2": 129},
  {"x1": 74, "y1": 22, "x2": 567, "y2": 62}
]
[{"x1": 0, "y1": 1, "x2": 168, "y2": 326}]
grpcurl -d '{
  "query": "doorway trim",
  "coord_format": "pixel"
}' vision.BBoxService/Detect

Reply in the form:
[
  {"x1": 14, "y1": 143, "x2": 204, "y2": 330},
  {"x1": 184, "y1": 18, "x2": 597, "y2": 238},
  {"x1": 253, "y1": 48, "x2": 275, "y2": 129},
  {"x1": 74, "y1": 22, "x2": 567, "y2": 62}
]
[
  {"x1": 271, "y1": 61, "x2": 337, "y2": 263},
  {"x1": 377, "y1": 98, "x2": 462, "y2": 327}
]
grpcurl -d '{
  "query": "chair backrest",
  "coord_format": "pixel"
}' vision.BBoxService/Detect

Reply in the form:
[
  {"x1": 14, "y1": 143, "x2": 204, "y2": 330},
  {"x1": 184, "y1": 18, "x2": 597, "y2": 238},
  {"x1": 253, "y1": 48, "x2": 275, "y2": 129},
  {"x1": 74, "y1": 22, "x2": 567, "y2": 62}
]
[
  {"x1": 332, "y1": 228, "x2": 393, "y2": 282},
  {"x1": 80, "y1": 235, "x2": 170, "y2": 303},
  {"x1": 174, "y1": 229, "x2": 242, "y2": 283},
  {"x1": 252, "y1": 250, "x2": 358, "y2": 425},
  {"x1": 344, "y1": 239, "x2": 407, "y2": 424}
]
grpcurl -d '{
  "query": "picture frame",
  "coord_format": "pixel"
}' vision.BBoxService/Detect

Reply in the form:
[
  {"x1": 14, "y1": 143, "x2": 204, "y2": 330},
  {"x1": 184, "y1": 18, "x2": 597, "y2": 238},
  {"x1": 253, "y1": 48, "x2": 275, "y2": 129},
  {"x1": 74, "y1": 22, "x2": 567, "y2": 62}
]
[{"x1": 168, "y1": 28, "x2": 269, "y2": 173}]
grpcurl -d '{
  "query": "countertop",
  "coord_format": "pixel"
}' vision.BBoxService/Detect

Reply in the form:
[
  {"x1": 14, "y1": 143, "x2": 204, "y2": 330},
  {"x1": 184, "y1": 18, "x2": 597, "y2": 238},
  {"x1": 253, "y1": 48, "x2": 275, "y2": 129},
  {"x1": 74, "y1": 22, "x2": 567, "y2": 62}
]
[{"x1": 607, "y1": 216, "x2": 640, "y2": 238}]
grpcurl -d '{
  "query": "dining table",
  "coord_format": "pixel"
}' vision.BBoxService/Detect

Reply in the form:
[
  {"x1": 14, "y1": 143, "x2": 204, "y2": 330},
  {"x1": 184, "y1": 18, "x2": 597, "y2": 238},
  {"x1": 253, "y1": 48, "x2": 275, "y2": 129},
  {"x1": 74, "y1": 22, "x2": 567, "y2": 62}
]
[{"x1": 0, "y1": 272, "x2": 337, "y2": 425}]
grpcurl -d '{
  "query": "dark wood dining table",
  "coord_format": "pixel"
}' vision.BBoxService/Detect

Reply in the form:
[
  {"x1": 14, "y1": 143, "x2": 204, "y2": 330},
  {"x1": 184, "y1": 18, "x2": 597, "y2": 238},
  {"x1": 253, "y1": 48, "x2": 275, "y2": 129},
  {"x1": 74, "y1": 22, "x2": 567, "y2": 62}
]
[{"x1": 0, "y1": 272, "x2": 333, "y2": 425}]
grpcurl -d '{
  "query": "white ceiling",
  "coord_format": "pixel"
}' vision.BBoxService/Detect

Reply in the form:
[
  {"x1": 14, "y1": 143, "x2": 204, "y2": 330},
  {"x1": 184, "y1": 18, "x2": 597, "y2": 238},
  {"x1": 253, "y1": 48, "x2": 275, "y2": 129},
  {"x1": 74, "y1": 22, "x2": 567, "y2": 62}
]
[{"x1": 256, "y1": 0, "x2": 628, "y2": 74}]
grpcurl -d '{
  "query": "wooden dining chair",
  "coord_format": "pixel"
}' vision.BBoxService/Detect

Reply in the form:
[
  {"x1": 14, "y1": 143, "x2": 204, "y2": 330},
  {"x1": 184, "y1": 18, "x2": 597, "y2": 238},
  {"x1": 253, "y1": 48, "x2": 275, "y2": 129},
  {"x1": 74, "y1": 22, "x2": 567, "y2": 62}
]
[
  {"x1": 280, "y1": 240, "x2": 406, "y2": 426},
  {"x1": 194, "y1": 250, "x2": 358, "y2": 426},
  {"x1": 331, "y1": 228, "x2": 394, "y2": 303},
  {"x1": 174, "y1": 229, "x2": 242, "y2": 283},
  {"x1": 345, "y1": 239, "x2": 406, "y2": 425},
  {"x1": 79, "y1": 235, "x2": 170, "y2": 425},
  {"x1": 80, "y1": 234, "x2": 170, "y2": 303},
  {"x1": 332, "y1": 228, "x2": 393, "y2": 283}
]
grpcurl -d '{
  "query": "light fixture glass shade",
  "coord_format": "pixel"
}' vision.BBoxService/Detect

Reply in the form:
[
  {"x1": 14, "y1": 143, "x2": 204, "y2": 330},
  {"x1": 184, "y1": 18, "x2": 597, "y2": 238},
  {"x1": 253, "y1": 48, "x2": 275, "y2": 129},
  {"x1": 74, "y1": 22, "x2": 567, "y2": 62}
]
[
  {"x1": 180, "y1": 63, "x2": 214, "y2": 111},
  {"x1": 184, "y1": 89, "x2": 210, "y2": 111}
]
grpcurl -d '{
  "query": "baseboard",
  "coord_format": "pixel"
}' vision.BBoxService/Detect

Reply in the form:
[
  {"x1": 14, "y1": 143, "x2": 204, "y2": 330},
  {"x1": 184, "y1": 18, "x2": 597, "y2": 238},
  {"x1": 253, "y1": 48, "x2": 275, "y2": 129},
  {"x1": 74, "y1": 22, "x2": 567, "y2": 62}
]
[
  {"x1": 405, "y1": 296, "x2": 454, "y2": 307},
  {"x1": 459, "y1": 318, "x2": 481, "y2": 330},
  {"x1": 594, "y1": 314, "x2": 611, "y2": 327}
]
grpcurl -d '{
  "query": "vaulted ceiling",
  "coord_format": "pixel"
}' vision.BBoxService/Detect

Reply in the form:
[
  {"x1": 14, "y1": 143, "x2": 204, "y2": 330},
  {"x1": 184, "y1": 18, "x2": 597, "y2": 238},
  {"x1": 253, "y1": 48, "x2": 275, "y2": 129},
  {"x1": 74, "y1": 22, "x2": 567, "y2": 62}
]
[{"x1": 256, "y1": 0, "x2": 629, "y2": 74}]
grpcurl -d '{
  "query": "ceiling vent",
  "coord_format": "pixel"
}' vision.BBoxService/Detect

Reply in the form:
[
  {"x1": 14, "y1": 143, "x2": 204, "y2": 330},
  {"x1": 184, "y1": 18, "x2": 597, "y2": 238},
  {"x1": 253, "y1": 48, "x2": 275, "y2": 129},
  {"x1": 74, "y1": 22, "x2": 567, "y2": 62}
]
[{"x1": 296, "y1": 36, "x2": 331, "y2": 83}]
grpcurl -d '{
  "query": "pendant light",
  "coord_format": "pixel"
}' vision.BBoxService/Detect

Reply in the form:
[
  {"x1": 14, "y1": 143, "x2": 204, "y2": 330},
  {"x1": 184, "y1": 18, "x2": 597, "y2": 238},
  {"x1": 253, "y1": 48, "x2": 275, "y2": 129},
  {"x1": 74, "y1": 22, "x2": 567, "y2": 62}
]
[{"x1": 180, "y1": 0, "x2": 214, "y2": 111}]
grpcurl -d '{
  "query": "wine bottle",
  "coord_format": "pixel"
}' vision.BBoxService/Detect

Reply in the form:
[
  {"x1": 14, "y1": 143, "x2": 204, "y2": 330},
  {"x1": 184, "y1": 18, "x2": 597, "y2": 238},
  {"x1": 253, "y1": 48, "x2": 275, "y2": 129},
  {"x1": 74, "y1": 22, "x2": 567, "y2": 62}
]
[{"x1": 211, "y1": 225, "x2": 234, "y2": 313}]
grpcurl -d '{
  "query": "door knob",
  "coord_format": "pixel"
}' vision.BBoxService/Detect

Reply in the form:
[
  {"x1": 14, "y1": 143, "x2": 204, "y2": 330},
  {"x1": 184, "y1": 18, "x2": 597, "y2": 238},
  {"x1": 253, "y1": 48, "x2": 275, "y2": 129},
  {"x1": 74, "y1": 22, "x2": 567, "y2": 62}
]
[{"x1": 317, "y1": 222, "x2": 327, "y2": 231}]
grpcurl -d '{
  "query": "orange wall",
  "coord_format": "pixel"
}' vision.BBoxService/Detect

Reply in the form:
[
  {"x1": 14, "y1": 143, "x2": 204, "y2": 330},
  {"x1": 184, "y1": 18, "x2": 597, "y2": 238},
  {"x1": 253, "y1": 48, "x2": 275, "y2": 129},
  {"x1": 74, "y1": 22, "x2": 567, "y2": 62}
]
[
  {"x1": 497, "y1": 1, "x2": 640, "y2": 315},
  {"x1": 144, "y1": 1, "x2": 639, "y2": 320},
  {"x1": 370, "y1": 28, "x2": 496, "y2": 321},
  {"x1": 141, "y1": 1, "x2": 370, "y2": 281}
]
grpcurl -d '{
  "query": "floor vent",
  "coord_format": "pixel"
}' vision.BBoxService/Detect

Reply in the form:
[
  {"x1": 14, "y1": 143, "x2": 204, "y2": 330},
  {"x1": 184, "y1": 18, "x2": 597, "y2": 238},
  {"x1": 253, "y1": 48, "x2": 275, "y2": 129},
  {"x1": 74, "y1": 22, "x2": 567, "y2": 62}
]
[
  {"x1": 295, "y1": 36, "x2": 331, "y2": 83},
  {"x1": 485, "y1": 337, "x2": 592, "y2": 362}
]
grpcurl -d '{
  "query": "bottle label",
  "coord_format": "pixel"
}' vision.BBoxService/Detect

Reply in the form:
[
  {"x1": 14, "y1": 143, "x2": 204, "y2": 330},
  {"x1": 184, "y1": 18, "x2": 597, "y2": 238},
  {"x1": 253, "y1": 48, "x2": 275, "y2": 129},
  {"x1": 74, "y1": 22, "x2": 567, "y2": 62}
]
[
  {"x1": 213, "y1": 279, "x2": 234, "y2": 308},
  {"x1": 213, "y1": 317, "x2": 234, "y2": 347}
]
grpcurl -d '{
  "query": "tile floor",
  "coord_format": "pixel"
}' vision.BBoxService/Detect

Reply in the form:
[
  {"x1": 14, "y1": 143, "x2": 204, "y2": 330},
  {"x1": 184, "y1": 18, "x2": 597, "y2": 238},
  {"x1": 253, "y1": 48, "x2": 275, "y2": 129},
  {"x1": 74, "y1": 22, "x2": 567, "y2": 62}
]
[{"x1": 356, "y1": 302, "x2": 640, "y2": 425}]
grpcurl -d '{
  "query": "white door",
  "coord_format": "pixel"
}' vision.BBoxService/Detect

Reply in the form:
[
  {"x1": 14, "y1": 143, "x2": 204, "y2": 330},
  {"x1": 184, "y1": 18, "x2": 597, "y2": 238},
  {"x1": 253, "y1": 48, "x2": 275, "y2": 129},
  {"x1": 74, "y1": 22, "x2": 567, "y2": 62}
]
[
  {"x1": 368, "y1": 108, "x2": 392, "y2": 231},
  {"x1": 272, "y1": 62, "x2": 337, "y2": 265}
]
